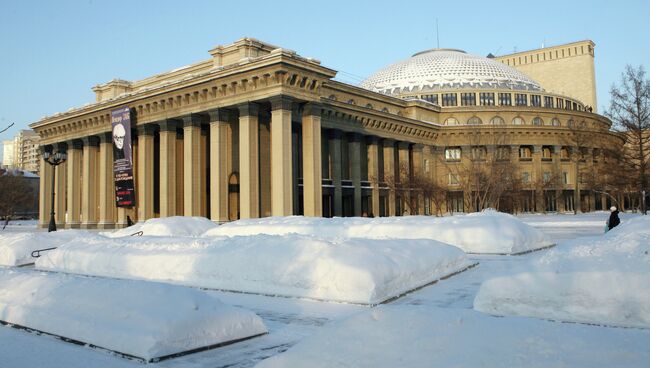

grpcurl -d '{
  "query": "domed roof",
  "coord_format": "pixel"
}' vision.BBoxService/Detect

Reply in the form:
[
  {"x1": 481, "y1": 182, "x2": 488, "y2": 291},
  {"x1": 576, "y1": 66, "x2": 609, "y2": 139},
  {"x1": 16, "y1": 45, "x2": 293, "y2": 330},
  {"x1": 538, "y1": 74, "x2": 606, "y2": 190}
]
[{"x1": 359, "y1": 48, "x2": 542, "y2": 96}]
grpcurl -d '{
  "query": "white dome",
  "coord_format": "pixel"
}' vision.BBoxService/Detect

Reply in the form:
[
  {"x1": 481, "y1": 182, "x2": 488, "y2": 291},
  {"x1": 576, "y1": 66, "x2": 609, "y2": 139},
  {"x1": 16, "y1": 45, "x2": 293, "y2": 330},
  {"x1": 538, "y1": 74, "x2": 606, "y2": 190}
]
[{"x1": 360, "y1": 48, "x2": 542, "y2": 96}]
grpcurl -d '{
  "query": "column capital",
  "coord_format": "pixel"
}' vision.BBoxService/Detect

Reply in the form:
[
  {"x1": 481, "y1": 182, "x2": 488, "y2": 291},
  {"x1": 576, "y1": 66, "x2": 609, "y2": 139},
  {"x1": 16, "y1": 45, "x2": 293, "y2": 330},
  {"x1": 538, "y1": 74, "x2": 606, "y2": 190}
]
[
  {"x1": 327, "y1": 128, "x2": 343, "y2": 139},
  {"x1": 55, "y1": 142, "x2": 68, "y2": 151},
  {"x1": 302, "y1": 102, "x2": 322, "y2": 117},
  {"x1": 269, "y1": 95, "x2": 293, "y2": 111},
  {"x1": 346, "y1": 132, "x2": 362, "y2": 142},
  {"x1": 412, "y1": 143, "x2": 424, "y2": 151},
  {"x1": 158, "y1": 119, "x2": 181, "y2": 132},
  {"x1": 182, "y1": 113, "x2": 205, "y2": 128},
  {"x1": 40, "y1": 145, "x2": 53, "y2": 155},
  {"x1": 81, "y1": 136, "x2": 100, "y2": 147},
  {"x1": 98, "y1": 132, "x2": 113, "y2": 143},
  {"x1": 67, "y1": 139, "x2": 83, "y2": 150},
  {"x1": 238, "y1": 102, "x2": 259, "y2": 117},
  {"x1": 397, "y1": 141, "x2": 411, "y2": 149},
  {"x1": 365, "y1": 135, "x2": 380, "y2": 145},
  {"x1": 136, "y1": 123, "x2": 158, "y2": 136},
  {"x1": 382, "y1": 138, "x2": 395, "y2": 147},
  {"x1": 207, "y1": 108, "x2": 233, "y2": 122}
]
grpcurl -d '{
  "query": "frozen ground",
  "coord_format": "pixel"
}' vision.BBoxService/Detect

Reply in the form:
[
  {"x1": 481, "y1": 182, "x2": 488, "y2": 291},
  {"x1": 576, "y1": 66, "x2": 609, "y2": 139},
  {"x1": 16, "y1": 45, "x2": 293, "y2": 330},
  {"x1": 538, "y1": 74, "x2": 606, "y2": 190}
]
[{"x1": 0, "y1": 212, "x2": 647, "y2": 367}]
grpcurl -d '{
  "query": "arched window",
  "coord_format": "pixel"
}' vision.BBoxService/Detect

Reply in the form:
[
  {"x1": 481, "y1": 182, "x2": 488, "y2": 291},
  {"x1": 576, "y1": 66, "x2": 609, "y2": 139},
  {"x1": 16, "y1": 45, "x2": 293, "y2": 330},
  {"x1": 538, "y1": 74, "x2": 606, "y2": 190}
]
[
  {"x1": 445, "y1": 117, "x2": 459, "y2": 126},
  {"x1": 490, "y1": 116, "x2": 505, "y2": 125},
  {"x1": 328, "y1": 94, "x2": 337, "y2": 101},
  {"x1": 551, "y1": 118, "x2": 560, "y2": 126},
  {"x1": 347, "y1": 99, "x2": 356, "y2": 105},
  {"x1": 567, "y1": 119, "x2": 575, "y2": 128},
  {"x1": 512, "y1": 116, "x2": 525, "y2": 125},
  {"x1": 467, "y1": 116, "x2": 483, "y2": 125},
  {"x1": 532, "y1": 117, "x2": 543, "y2": 126},
  {"x1": 365, "y1": 103, "x2": 374, "y2": 109},
  {"x1": 381, "y1": 107, "x2": 389, "y2": 113}
]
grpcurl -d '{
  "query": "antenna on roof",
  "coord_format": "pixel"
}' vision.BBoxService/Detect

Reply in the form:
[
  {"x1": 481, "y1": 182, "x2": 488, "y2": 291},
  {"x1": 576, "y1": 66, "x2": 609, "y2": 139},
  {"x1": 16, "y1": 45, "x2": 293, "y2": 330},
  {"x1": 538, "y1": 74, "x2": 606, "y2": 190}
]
[{"x1": 436, "y1": 18, "x2": 440, "y2": 48}]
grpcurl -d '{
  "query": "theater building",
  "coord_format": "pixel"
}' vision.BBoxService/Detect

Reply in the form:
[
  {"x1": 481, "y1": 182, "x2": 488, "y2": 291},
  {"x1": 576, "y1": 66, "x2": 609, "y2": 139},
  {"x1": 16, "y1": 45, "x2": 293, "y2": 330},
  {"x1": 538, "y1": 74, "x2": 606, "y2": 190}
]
[{"x1": 30, "y1": 38, "x2": 622, "y2": 228}]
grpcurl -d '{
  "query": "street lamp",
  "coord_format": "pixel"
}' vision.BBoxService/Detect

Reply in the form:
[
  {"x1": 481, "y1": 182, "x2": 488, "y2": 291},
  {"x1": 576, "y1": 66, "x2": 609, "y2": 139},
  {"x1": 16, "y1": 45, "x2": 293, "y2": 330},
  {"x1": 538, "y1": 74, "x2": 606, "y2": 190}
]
[{"x1": 43, "y1": 150, "x2": 67, "y2": 232}]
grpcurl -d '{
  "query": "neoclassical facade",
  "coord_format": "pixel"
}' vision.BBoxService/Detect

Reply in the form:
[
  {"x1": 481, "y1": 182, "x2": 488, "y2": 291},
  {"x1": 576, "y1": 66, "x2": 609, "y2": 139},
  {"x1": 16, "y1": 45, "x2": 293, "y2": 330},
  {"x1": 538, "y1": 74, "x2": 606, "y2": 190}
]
[{"x1": 31, "y1": 38, "x2": 622, "y2": 228}]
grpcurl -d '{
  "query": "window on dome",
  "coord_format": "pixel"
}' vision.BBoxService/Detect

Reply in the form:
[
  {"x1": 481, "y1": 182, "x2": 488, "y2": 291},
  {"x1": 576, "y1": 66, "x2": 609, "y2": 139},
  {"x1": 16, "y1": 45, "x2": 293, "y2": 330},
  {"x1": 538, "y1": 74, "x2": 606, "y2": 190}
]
[
  {"x1": 556, "y1": 98, "x2": 564, "y2": 109},
  {"x1": 442, "y1": 93, "x2": 457, "y2": 106},
  {"x1": 328, "y1": 95, "x2": 337, "y2": 101},
  {"x1": 347, "y1": 99, "x2": 356, "y2": 105},
  {"x1": 565, "y1": 100, "x2": 572, "y2": 110},
  {"x1": 490, "y1": 116, "x2": 505, "y2": 125},
  {"x1": 531, "y1": 95, "x2": 541, "y2": 107},
  {"x1": 382, "y1": 107, "x2": 389, "y2": 113},
  {"x1": 512, "y1": 117, "x2": 525, "y2": 125},
  {"x1": 467, "y1": 116, "x2": 482, "y2": 125},
  {"x1": 365, "y1": 104, "x2": 374, "y2": 109},
  {"x1": 445, "y1": 117, "x2": 459, "y2": 126},
  {"x1": 515, "y1": 94, "x2": 528, "y2": 106},
  {"x1": 479, "y1": 93, "x2": 495, "y2": 106},
  {"x1": 551, "y1": 118, "x2": 561, "y2": 126},
  {"x1": 461, "y1": 93, "x2": 476, "y2": 106},
  {"x1": 421, "y1": 94, "x2": 438, "y2": 104},
  {"x1": 445, "y1": 147, "x2": 461, "y2": 161},
  {"x1": 544, "y1": 96, "x2": 554, "y2": 108},
  {"x1": 532, "y1": 117, "x2": 543, "y2": 126},
  {"x1": 498, "y1": 93, "x2": 512, "y2": 106},
  {"x1": 567, "y1": 119, "x2": 575, "y2": 128}
]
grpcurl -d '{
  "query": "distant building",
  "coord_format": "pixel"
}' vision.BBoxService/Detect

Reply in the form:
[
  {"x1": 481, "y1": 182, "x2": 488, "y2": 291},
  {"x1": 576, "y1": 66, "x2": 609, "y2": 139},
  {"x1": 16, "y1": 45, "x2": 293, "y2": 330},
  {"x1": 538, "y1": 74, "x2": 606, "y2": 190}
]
[
  {"x1": 1, "y1": 130, "x2": 40, "y2": 174},
  {"x1": 2, "y1": 140, "x2": 15, "y2": 168}
]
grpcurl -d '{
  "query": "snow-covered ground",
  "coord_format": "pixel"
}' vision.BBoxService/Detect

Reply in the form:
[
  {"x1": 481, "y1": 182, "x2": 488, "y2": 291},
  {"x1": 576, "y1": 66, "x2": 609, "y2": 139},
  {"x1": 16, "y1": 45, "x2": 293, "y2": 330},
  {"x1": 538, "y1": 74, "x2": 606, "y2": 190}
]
[
  {"x1": 207, "y1": 210, "x2": 552, "y2": 254},
  {"x1": 0, "y1": 230, "x2": 90, "y2": 266},
  {"x1": 36, "y1": 232, "x2": 470, "y2": 305},
  {"x1": 0, "y1": 212, "x2": 648, "y2": 367}
]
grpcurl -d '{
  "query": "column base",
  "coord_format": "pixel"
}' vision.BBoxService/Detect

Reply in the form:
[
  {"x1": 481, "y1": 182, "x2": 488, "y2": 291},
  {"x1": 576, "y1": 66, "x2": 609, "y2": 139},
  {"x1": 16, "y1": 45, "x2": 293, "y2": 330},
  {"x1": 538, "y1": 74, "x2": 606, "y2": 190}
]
[
  {"x1": 96, "y1": 222, "x2": 116, "y2": 230},
  {"x1": 65, "y1": 222, "x2": 81, "y2": 229},
  {"x1": 80, "y1": 222, "x2": 98, "y2": 229}
]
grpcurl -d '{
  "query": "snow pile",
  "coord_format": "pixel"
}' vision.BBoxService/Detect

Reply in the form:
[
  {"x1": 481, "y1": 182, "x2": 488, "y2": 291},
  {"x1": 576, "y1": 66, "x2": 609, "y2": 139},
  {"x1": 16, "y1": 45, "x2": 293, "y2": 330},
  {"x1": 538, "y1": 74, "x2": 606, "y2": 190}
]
[
  {"x1": 256, "y1": 306, "x2": 650, "y2": 368},
  {"x1": 103, "y1": 216, "x2": 217, "y2": 237},
  {"x1": 36, "y1": 234, "x2": 470, "y2": 305},
  {"x1": 0, "y1": 268, "x2": 267, "y2": 362},
  {"x1": 206, "y1": 211, "x2": 552, "y2": 254},
  {"x1": 475, "y1": 215, "x2": 650, "y2": 328},
  {"x1": 0, "y1": 230, "x2": 89, "y2": 266}
]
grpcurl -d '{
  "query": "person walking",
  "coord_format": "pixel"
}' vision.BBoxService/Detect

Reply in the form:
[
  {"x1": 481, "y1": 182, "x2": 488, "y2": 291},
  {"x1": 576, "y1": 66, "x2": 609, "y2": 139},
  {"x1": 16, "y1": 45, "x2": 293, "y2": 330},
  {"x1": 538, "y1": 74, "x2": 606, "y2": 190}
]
[{"x1": 606, "y1": 206, "x2": 620, "y2": 232}]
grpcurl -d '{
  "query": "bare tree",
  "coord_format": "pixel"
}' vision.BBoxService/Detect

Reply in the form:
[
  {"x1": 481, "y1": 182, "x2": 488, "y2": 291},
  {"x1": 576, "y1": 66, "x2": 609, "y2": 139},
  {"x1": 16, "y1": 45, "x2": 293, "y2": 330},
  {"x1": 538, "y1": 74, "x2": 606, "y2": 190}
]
[
  {"x1": 0, "y1": 170, "x2": 37, "y2": 227},
  {"x1": 607, "y1": 65, "x2": 650, "y2": 214}
]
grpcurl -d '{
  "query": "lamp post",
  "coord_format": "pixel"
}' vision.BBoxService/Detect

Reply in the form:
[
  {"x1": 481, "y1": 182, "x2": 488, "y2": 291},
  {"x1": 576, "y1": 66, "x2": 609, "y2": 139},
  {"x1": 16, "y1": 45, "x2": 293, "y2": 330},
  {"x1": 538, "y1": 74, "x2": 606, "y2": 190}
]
[{"x1": 43, "y1": 150, "x2": 67, "y2": 232}]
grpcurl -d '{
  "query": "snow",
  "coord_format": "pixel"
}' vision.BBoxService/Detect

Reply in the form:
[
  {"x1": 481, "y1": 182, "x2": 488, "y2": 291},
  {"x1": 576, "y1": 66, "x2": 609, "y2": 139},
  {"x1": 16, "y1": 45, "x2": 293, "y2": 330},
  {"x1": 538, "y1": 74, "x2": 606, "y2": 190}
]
[
  {"x1": 102, "y1": 216, "x2": 217, "y2": 237},
  {"x1": 256, "y1": 305, "x2": 650, "y2": 368},
  {"x1": 206, "y1": 211, "x2": 552, "y2": 254},
  {"x1": 36, "y1": 233, "x2": 471, "y2": 305},
  {"x1": 0, "y1": 268, "x2": 267, "y2": 362},
  {"x1": 0, "y1": 230, "x2": 89, "y2": 266},
  {"x1": 474, "y1": 215, "x2": 650, "y2": 328}
]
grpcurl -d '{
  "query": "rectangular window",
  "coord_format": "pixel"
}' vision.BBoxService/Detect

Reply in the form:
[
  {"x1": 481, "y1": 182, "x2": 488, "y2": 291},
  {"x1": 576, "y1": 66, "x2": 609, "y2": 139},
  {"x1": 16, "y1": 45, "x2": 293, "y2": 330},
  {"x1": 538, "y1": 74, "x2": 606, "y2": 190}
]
[
  {"x1": 448, "y1": 173, "x2": 460, "y2": 186},
  {"x1": 543, "y1": 172, "x2": 551, "y2": 183},
  {"x1": 496, "y1": 146, "x2": 510, "y2": 161},
  {"x1": 531, "y1": 95, "x2": 541, "y2": 107},
  {"x1": 460, "y1": 93, "x2": 476, "y2": 106},
  {"x1": 522, "y1": 172, "x2": 530, "y2": 184},
  {"x1": 556, "y1": 98, "x2": 564, "y2": 109},
  {"x1": 421, "y1": 94, "x2": 438, "y2": 104},
  {"x1": 565, "y1": 100, "x2": 572, "y2": 110},
  {"x1": 424, "y1": 159, "x2": 430, "y2": 173},
  {"x1": 519, "y1": 146, "x2": 532, "y2": 159},
  {"x1": 479, "y1": 92, "x2": 495, "y2": 106},
  {"x1": 544, "y1": 96, "x2": 554, "y2": 108},
  {"x1": 515, "y1": 94, "x2": 528, "y2": 106},
  {"x1": 471, "y1": 146, "x2": 486, "y2": 161},
  {"x1": 445, "y1": 147, "x2": 461, "y2": 161},
  {"x1": 563, "y1": 172, "x2": 569, "y2": 184},
  {"x1": 442, "y1": 93, "x2": 457, "y2": 106},
  {"x1": 498, "y1": 93, "x2": 512, "y2": 106}
]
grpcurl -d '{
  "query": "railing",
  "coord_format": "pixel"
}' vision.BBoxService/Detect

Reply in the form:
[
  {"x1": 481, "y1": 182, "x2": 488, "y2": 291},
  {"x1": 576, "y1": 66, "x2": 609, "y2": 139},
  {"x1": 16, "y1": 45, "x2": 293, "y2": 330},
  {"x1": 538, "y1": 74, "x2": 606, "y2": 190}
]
[{"x1": 31, "y1": 247, "x2": 58, "y2": 258}]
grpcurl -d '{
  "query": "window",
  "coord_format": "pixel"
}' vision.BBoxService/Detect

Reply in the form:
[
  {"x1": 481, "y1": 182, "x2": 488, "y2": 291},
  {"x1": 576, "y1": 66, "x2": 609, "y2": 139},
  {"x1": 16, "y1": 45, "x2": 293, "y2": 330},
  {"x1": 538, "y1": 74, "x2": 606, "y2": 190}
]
[
  {"x1": 499, "y1": 93, "x2": 512, "y2": 106},
  {"x1": 551, "y1": 118, "x2": 561, "y2": 126},
  {"x1": 442, "y1": 93, "x2": 457, "y2": 106},
  {"x1": 563, "y1": 172, "x2": 569, "y2": 184},
  {"x1": 445, "y1": 147, "x2": 461, "y2": 161},
  {"x1": 490, "y1": 116, "x2": 505, "y2": 125},
  {"x1": 561, "y1": 147, "x2": 570, "y2": 160},
  {"x1": 519, "y1": 146, "x2": 532, "y2": 159},
  {"x1": 542, "y1": 146, "x2": 552, "y2": 159},
  {"x1": 544, "y1": 96, "x2": 554, "y2": 108},
  {"x1": 496, "y1": 146, "x2": 510, "y2": 161},
  {"x1": 365, "y1": 103, "x2": 374, "y2": 109},
  {"x1": 471, "y1": 146, "x2": 487, "y2": 160},
  {"x1": 565, "y1": 100, "x2": 572, "y2": 110},
  {"x1": 522, "y1": 172, "x2": 530, "y2": 184},
  {"x1": 515, "y1": 94, "x2": 528, "y2": 106},
  {"x1": 467, "y1": 116, "x2": 482, "y2": 125},
  {"x1": 556, "y1": 98, "x2": 564, "y2": 109},
  {"x1": 531, "y1": 95, "x2": 541, "y2": 107},
  {"x1": 347, "y1": 99, "x2": 356, "y2": 105},
  {"x1": 543, "y1": 172, "x2": 552, "y2": 183},
  {"x1": 461, "y1": 93, "x2": 476, "y2": 106},
  {"x1": 479, "y1": 92, "x2": 495, "y2": 106},
  {"x1": 567, "y1": 119, "x2": 575, "y2": 128},
  {"x1": 448, "y1": 173, "x2": 460, "y2": 186},
  {"x1": 424, "y1": 159, "x2": 430, "y2": 173},
  {"x1": 445, "y1": 117, "x2": 459, "y2": 126},
  {"x1": 512, "y1": 116, "x2": 525, "y2": 125},
  {"x1": 421, "y1": 94, "x2": 438, "y2": 104},
  {"x1": 532, "y1": 117, "x2": 543, "y2": 126}
]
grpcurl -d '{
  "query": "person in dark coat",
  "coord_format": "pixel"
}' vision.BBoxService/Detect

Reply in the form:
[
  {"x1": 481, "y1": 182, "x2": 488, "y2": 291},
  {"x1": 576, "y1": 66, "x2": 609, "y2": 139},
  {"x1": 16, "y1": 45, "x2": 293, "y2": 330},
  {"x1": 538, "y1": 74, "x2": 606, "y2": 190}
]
[{"x1": 607, "y1": 206, "x2": 620, "y2": 231}]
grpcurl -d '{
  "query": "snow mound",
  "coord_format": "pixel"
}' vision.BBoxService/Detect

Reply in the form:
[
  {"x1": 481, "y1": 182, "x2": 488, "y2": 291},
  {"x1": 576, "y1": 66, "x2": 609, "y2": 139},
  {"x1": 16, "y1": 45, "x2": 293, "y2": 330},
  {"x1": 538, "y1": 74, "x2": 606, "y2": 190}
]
[
  {"x1": 0, "y1": 268, "x2": 267, "y2": 362},
  {"x1": 0, "y1": 230, "x2": 89, "y2": 266},
  {"x1": 474, "y1": 216, "x2": 650, "y2": 328},
  {"x1": 36, "y1": 234, "x2": 470, "y2": 305},
  {"x1": 205, "y1": 211, "x2": 551, "y2": 254},
  {"x1": 256, "y1": 306, "x2": 650, "y2": 368},
  {"x1": 102, "y1": 216, "x2": 217, "y2": 237}
]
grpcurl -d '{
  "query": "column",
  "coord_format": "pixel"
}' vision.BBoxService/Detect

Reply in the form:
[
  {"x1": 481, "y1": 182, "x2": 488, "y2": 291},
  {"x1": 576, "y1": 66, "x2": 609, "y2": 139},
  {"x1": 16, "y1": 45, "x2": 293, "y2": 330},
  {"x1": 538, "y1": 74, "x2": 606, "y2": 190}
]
[
  {"x1": 135, "y1": 124, "x2": 156, "y2": 221},
  {"x1": 329, "y1": 129, "x2": 343, "y2": 217},
  {"x1": 349, "y1": 133, "x2": 362, "y2": 216},
  {"x1": 302, "y1": 103, "x2": 322, "y2": 217},
  {"x1": 532, "y1": 145, "x2": 543, "y2": 212},
  {"x1": 81, "y1": 136, "x2": 99, "y2": 228},
  {"x1": 412, "y1": 144, "x2": 424, "y2": 215},
  {"x1": 553, "y1": 145, "x2": 565, "y2": 212},
  {"x1": 238, "y1": 102, "x2": 260, "y2": 219},
  {"x1": 208, "y1": 109, "x2": 230, "y2": 222},
  {"x1": 183, "y1": 114, "x2": 203, "y2": 216},
  {"x1": 270, "y1": 96, "x2": 293, "y2": 216},
  {"x1": 38, "y1": 146, "x2": 53, "y2": 228},
  {"x1": 65, "y1": 140, "x2": 82, "y2": 228},
  {"x1": 398, "y1": 141, "x2": 410, "y2": 215},
  {"x1": 366, "y1": 136, "x2": 380, "y2": 217},
  {"x1": 383, "y1": 139, "x2": 396, "y2": 216},
  {"x1": 54, "y1": 142, "x2": 67, "y2": 226},
  {"x1": 98, "y1": 133, "x2": 115, "y2": 229},
  {"x1": 159, "y1": 119, "x2": 179, "y2": 218}
]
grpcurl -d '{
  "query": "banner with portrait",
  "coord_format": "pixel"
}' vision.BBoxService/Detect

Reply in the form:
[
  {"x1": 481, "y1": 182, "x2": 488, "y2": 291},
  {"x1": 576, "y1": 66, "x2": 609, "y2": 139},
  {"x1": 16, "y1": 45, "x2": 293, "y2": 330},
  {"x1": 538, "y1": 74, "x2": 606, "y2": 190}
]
[{"x1": 111, "y1": 107, "x2": 136, "y2": 207}]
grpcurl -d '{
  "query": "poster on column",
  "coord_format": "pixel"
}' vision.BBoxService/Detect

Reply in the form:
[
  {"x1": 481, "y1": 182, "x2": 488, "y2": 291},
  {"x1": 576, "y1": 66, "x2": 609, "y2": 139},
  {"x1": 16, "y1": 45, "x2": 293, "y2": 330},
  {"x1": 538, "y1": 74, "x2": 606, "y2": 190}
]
[{"x1": 111, "y1": 106, "x2": 136, "y2": 207}]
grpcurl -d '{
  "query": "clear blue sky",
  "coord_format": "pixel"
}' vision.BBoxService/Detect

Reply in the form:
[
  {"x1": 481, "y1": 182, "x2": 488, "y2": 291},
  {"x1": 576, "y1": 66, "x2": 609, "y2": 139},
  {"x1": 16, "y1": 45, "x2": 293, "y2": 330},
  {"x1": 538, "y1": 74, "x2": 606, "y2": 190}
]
[{"x1": 1, "y1": 0, "x2": 648, "y2": 158}]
